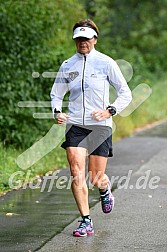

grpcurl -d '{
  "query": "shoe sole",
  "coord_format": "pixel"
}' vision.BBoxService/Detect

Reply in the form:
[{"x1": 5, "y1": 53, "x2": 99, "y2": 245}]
[{"x1": 73, "y1": 230, "x2": 94, "y2": 237}]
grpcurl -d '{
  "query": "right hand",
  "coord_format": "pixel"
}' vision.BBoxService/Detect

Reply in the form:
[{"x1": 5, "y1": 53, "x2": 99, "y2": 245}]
[{"x1": 56, "y1": 113, "x2": 69, "y2": 125}]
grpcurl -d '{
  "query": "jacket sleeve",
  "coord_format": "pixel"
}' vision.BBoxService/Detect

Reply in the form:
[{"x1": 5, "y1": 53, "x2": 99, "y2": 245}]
[
  {"x1": 107, "y1": 59, "x2": 132, "y2": 114},
  {"x1": 50, "y1": 64, "x2": 68, "y2": 114}
]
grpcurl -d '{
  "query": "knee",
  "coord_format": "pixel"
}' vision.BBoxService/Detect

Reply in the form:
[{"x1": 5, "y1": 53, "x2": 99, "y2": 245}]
[
  {"x1": 70, "y1": 167, "x2": 85, "y2": 188},
  {"x1": 69, "y1": 160, "x2": 85, "y2": 182}
]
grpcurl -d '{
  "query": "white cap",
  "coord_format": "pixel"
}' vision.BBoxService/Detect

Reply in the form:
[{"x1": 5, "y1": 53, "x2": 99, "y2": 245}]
[{"x1": 73, "y1": 27, "x2": 98, "y2": 39}]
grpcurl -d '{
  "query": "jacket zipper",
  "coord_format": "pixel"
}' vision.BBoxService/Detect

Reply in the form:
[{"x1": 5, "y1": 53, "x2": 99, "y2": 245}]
[{"x1": 82, "y1": 55, "x2": 86, "y2": 125}]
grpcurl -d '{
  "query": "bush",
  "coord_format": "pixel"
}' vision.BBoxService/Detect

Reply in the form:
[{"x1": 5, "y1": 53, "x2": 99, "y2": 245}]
[{"x1": 0, "y1": 0, "x2": 86, "y2": 148}]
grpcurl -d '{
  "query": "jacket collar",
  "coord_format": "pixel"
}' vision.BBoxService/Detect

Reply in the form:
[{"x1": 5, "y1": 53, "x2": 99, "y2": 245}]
[{"x1": 76, "y1": 48, "x2": 96, "y2": 58}]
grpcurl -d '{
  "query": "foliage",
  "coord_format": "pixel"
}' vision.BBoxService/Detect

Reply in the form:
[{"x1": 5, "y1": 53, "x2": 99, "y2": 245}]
[
  {"x1": 1, "y1": 0, "x2": 167, "y2": 150},
  {"x1": 0, "y1": 0, "x2": 86, "y2": 148},
  {"x1": 82, "y1": 0, "x2": 167, "y2": 82}
]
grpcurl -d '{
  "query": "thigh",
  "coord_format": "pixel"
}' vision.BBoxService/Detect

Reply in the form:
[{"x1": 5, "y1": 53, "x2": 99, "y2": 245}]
[{"x1": 66, "y1": 147, "x2": 87, "y2": 177}]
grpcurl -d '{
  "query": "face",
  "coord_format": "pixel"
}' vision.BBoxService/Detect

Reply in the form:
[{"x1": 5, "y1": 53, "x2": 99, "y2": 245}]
[{"x1": 75, "y1": 37, "x2": 97, "y2": 54}]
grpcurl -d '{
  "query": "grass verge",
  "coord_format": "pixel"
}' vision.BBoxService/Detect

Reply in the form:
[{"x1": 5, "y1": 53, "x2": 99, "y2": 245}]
[
  {"x1": 0, "y1": 141, "x2": 67, "y2": 195},
  {"x1": 113, "y1": 75, "x2": 167, "y2": 141}
]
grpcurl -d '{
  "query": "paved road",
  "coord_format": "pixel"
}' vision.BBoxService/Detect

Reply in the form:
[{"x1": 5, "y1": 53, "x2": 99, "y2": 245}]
[
  {"x1": 37, "y1": 123, "x2": 167, "y2": 252},
  {"x1": 1, "y1": 121, "x2": 167, "y2": 252}
]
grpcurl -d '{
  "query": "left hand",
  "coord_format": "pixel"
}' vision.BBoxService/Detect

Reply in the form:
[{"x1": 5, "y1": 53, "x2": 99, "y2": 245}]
[{"x1": 91, "y1": 109, "x2": 111, "y2": 121}]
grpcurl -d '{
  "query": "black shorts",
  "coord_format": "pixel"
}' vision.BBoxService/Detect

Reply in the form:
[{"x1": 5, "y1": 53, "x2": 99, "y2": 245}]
[{"x1": 61, "y1": 124, "x2": 113, "y2": 157}]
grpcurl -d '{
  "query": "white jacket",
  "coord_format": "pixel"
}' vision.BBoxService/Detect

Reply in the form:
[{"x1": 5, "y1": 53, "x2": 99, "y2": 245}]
[{"x1": 51, "y1": 49, "x2": 132, "y2": 127}]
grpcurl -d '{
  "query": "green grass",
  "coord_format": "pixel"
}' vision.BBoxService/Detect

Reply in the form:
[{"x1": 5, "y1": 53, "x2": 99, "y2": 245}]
[
  {"x1": 1, "y1": 75, "x2": 167, "y2": 194},
  {"x1": 113, "y1": 75, "x2": 167, "y2": 141},
  {"x1": 0, "y1": 141, "x2": 67, "y2": 195}
]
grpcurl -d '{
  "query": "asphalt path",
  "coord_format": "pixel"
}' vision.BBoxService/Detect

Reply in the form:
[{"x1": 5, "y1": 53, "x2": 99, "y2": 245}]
[
  {"x1": 37, "y1": 122, "x2": 167, "y2": 252},
  {"x1": 0, "y1": 121, "x2": 167, "y2": 252}
]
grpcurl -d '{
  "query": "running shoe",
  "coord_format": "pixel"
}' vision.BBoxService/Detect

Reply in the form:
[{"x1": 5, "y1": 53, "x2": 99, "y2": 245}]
[
  {"x1": 73, "y1": 219, "x2": 94, "y2": 237},
  {"x1": 100, "y1": 180, "x2": 114, "y2": 214}
]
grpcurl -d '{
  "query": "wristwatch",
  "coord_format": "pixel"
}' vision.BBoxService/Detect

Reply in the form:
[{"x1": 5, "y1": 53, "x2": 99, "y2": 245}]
[
  {"x1": 54, "y1": 108, "x2": 61, "y2": 118},
  {"x1": 106, "y1": 106, "x2": 117, "y2": 116}
]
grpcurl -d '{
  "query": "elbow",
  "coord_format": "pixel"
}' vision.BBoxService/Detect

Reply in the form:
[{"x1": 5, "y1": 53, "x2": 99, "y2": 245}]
[
  {"x1": 126, "y1": 89, "x2": 132, "y2": 105},
  {"x1": 50, "y1": 92, "x2": 55, "y2": 100}
]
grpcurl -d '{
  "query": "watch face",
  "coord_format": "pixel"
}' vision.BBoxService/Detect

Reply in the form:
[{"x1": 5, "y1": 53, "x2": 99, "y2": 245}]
[
  {"x1": 110, "y1": 109, "x2": 114, "y2": 114},
  {"x1": 108, "y1": 106, "x2": 116, "y2": 115}
]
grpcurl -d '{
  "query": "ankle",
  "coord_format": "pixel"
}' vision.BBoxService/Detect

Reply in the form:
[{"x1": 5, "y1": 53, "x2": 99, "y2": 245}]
[
  {"x1": 99, "y1": 188, "x2": 108, "y2": 195},
  {"x1": 82, "y1": 215, "x2": 91, "y2": 222}
]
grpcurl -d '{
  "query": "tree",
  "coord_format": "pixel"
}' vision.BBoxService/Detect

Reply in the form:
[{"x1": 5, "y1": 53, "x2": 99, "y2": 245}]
[
  {"x1": 81, "y1": 0, "x2": 167, "y2": 75},
  {"x1": 0, "y1": 0, "x2": 86, "y2": 147}
]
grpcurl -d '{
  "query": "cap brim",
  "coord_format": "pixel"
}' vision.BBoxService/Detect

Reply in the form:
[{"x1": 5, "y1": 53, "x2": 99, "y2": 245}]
[
  {"x1": 73, "y1": 32, "x2": 94, "y2": 39},
  {"x1": 73, "y1": 27, "x2": 98, "y2": 39}
]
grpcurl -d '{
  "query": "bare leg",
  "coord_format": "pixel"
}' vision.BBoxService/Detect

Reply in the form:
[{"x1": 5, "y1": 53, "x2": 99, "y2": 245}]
[
  {"x1": 88, "y1": 155, "x2": 109, "y2": 191},
  {"x1": 88, "y1": 155, "x2": 114, "y2": 214},
  {"x1": 66, "y1": 147, "x2": 89, "y2": 216}
]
